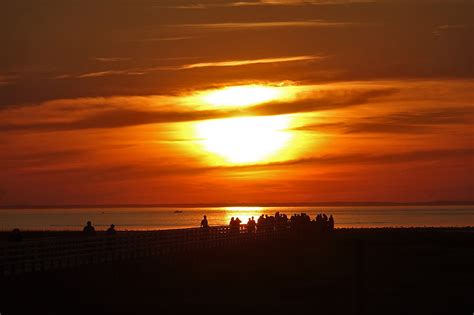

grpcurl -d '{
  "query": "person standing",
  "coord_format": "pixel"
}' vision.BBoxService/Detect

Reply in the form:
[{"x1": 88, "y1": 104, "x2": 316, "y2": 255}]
[
  {"x1": 200, "y1": 215, "x2": 209, "y2": 229},
  {"x1": 83, "y1": 221, "x2": 96, "y2": 236}
]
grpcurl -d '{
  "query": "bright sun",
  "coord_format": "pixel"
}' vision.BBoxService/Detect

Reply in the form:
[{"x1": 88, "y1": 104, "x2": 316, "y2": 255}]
[
  {"x1": 196, "y1": 115, "x2": 292, "y2": 164},
  {"x1": 202, "y1": 85, "x2": 282, "y2": 107},
  {"x1": 194, "y1": 84, "x2": 294, "y2": 164}
]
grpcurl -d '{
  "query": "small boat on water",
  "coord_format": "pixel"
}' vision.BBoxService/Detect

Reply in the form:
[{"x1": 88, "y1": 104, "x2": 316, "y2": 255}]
[{"x1": 174, "y1": 210, "x2": 183, "y2": 213}]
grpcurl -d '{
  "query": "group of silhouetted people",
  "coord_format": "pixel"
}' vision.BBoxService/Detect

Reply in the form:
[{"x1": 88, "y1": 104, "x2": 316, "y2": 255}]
[
  {"x1": 229, "y1": 217, "x2": 242, "y2": 234},
  {"x1": 253, "y1": 212, "x2": 335, "y2": 233},
  {"x1": 314, "y1": 213, "x2": 334, "y2": 232},
  {"x1": 7, "y1": 213, "x2": 333, "y2": 243},
  {"x1": 199, "y1": 212, "x2": 335, "y2": 234},
  {"x1": 83, "y1": 221, "x2": 117, "y2": 236}
]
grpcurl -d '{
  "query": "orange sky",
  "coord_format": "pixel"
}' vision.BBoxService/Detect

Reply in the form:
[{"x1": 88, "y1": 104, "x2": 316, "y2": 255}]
[{"x1": 0, "y1": 0, "x2": 473, "y2": 205}]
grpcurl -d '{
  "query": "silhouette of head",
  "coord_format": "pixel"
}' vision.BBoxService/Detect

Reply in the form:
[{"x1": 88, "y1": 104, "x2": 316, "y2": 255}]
[
  {"x1": 204, "y1": 215, "x2": 207, "y2": 219},
  {"x1": 110, "y1": 224, "x2": 115, "y2": 228},
  {"x1": 87, "y1": 221, "x2": 92, "y2": 226}
]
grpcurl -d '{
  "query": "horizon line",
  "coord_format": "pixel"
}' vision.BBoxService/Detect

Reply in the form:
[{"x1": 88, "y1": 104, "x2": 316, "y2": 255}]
[{"x1": 1, "y1": 200, "x2": 473, "y2": 209}]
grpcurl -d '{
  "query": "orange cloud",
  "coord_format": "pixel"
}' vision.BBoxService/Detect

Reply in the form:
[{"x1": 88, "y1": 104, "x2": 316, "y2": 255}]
[{"x1": 177, "y1": 55, "x2": 322, "y2": 69}]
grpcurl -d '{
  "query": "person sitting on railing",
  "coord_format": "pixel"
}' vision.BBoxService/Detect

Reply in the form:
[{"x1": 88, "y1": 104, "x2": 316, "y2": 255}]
[
  {"x1": 83, "y1": 221, "x2": 96, "y2": 236},
  {"x1": 106, "y1": 224, "x2": 117, "y2": 235},
  {"x1": 200, "y1": 215, "x2": 209, "y2": 230}
]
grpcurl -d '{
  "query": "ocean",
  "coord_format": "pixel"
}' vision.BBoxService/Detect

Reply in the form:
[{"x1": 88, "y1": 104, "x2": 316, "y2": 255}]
[{"x1": 0, "y1": 205, "x2": 473, "y2": 231}]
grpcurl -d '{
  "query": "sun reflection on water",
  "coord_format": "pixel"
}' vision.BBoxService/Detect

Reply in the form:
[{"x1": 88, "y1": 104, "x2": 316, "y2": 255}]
[{"x1": 224, "y1": 207, "x2": 264, "y2": 224}]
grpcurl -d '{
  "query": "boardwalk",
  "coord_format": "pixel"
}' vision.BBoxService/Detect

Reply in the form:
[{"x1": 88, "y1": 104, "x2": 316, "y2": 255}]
[{"x1": 0, "y1": 224, "x2": 293, "y2": 276}]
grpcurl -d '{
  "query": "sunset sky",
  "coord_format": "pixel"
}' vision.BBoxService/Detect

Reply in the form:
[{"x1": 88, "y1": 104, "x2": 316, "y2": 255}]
[{"x1": 1, "y1": 0, "x2": 473, "y2": 205}]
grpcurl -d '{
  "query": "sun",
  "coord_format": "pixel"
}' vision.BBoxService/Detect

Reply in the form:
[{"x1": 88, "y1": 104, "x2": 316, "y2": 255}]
[
  {"x1": 195, "y1": 115, "x2": 292, "y2": 164},
  {"x1": 202, "y1": 85, "x2": 282, "y2": 107}
]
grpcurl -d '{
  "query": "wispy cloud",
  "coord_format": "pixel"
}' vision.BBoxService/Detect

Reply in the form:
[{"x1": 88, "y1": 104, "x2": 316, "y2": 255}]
[
  {"x1": 77, "y1": 71, "x2": 129, "y2": 78},
  {"x1": 94, "y1": 57, "x2": 131, "y2": 62},
  {"x1": 54, "y1": 55, "x2": 323, "y2": 79},
  {"x1": 20, "y1": 147, "x2": 474, "y2": 180},
  {"x1": 131, "y1": 36, "x2": 196, "y2": 42},
  {"x1": 433, "y1": 24, "x2": 467, "y2": 36},
  {"x1": 169, "y1": 20, "x2": 354, "y2": 30},
  {"x1": 253, "y1": 148, "x2": 474, "y2": 169},
  {"x1": 166, "y1": 0, "x2": 374, "y2": 9},
  {"x1": 56, "y1": 70, "x2": 145, "y2": 79},
  {"x1": 295, "y1": 107, "x2": 474, "y2": 134},
  {"x1": 0, "y1": 75, "x2": 19, "y2": 86},
  {"x1": 175, "y1": 55, "x2": 322, "y2": 70}
]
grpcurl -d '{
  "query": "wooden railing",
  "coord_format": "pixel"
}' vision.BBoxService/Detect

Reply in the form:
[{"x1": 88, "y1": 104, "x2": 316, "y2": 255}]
[{"x1": 0, "y1": 224, "x2": 293, "y2": 276}]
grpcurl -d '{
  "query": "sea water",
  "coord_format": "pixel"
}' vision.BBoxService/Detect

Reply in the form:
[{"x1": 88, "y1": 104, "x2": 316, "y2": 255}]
[{"x1": 0, "y1": 205, "x2": 473, "y2": 231}]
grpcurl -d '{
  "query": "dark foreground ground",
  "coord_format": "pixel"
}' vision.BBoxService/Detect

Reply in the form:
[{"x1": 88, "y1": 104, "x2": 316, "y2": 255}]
[{"x1": 1, "y1": 228, "x2": 473, "y2": 315}]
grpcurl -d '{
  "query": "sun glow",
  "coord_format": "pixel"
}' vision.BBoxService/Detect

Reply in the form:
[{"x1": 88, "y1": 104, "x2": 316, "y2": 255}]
[
  {"x1": 202, "y1": 85, "x2": 282, "y2": 107},
  {"x1": 196, "y1": 116, "x2": 292, "y2": 164}
]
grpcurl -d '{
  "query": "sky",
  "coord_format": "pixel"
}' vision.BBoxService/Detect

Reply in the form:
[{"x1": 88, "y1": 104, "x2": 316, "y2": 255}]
[{"x1": 0, "y1": 0, "x2": 473, "y2": 205}]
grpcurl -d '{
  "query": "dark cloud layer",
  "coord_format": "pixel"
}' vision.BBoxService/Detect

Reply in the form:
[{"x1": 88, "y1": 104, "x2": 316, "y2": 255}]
[
  {"x1": 296, "y1": 106, "x2": 474, "y2": 134},
  {"x1": 0, "y1": 0, "x2": 473, "y2": 106},
  {"x1": 0, "y1": 87, "x2": 397, "y2": 132},
  {"x1": 18, "y1": 147, "x2": 474, "y2": 182}
]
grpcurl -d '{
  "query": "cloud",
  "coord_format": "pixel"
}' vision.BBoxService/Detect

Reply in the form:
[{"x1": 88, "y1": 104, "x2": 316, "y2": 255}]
[
  {"x1": 2, "y1": 149, "x2": 86, "y2": 165},
  {"x1": 19, "y1": 147, "x2": 474, "y2": 181},
  {"x1": 0, "y1": 86, "x2": 397, "y2": 132},
  {"x1": 131, "y1": 36, "x2": 196, "y2": 42},
  {"x1": 433, "y1": 24, "x2": 467, "y2": 36},
  {"x1": 77, "y1": 70, "x2": 144, "y2": 78},
  {"x1": 248, "y1": 88, "x2": 397, "y2": 116},
  {"x1": 0, "y1": 75, "x2": 18, "y2": 86},
  {"x1": 169, "y1": 20, "x2": 354, "y2": 30},
  {"x1": 94, "y1": 57, "x2": 131, "y2": 62},
  {"x1": 174, "y1": 55, "x2": 322, "y2": 70},
  {"x1": 165, "y1": 0, "x2": 374, "y2": 9},
  {"x1": 236, "y1": 0, "x2": 375, "y2": 5},
  {"x1": 229, "y1": 147, "x2": 474, "y2": 171},
  {"x1": 53, "y1": 55, "x2": 323, "y2": 79},
  {"x1": 295, "y1": 106, "x2": 474, "y2": 134}
]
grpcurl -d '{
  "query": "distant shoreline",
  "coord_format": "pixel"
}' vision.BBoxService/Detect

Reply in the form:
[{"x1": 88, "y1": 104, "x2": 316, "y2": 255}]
[{"x1": 1, "y1": 201, "x2": 474, "y2": 209}]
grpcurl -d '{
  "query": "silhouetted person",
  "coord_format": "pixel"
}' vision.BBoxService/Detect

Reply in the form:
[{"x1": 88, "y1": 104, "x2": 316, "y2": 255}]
[
  {"x1": 83, "y1": 221, "x2": 96, "y2": 236},
  {"x1": 8, "y1": 228, "x2": 22, "y2": 242},
  {"x1": 257, "y1": 215, "x2": 264, "y2": 232},
  {"x1": 235, "y1": 217, "x2": 241, "y2": 232},
  {"x1": 201, "y1": 215, "x2": 209, "y2": 229},
  {"x1": 106, "y1": 224, "x2": 117, "y2": 235},
  {"x1": 229, "y1": 217, "x2": 236, "y2": 234},
  {"x1": 247, "y1": 216, "x2": 256, "y2": 233},
  {"x1": 328, "y1": 215, "x2": 334, "y2": 231}
]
